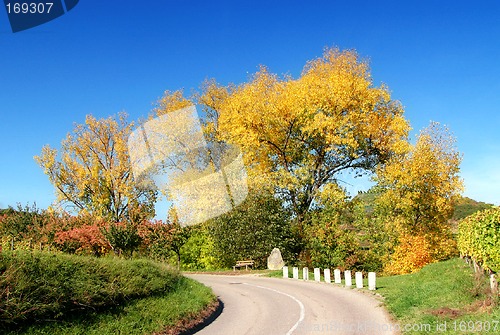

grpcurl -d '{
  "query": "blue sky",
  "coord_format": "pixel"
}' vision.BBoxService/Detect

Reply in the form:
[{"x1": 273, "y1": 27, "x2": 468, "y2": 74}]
[{"x1": 1, "y1": 0, "x2": 500, "y2": 213}]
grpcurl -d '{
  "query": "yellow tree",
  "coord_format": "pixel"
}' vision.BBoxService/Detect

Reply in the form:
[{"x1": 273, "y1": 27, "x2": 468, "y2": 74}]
[
  {"x1": 212, "y1": 48, "x2": 409, "y2": 225},
  {"x1": 35, "y1": 113, "x2": 156, "y2": 223},
  {"x1": 376, "y1": 122, "x2": 463, "y2": 273}
]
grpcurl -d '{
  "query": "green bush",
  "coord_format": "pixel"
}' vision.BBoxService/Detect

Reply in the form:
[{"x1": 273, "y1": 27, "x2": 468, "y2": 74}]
[
  {"x1": 458, "y1": 207, "x2": 500, "y2": 272},
  {"x1": 180, "y1": 224, "x2": 218, "y2": 270},
  {"x1": 208, "y1": 190, "x2": 297, "y2": 269},
  {"x1": 0, "y1": 251, "x2": 179, "y2": 330}
]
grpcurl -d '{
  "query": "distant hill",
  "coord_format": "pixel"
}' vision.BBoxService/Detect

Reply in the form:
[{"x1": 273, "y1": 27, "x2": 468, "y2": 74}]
[
  {"x1": 354, "y1": 192, "x2": 493, "y2": 221},
  {"x1": 451, "y1": 196, "x2": 494, "y2": 221}
]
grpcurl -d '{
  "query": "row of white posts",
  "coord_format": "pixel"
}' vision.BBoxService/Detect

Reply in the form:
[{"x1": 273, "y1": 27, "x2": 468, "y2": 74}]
[{"x1": 282, "y1": 266, "x2": 376, "y2": 290}]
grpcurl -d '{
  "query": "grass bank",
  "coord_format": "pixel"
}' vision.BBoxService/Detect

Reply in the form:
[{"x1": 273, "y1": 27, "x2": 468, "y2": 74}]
[
  {"x1": 377, "y1": 258, "x2": 499, "y2": 334},
  {"x1": 0, "y1": 251, "x2": 216, "y2": 335}
]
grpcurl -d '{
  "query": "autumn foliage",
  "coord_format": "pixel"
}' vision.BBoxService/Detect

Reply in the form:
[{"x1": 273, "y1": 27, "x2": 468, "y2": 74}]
[
  {"x1": 11, "y1": 47, "x2": 465, "y2": 273},
  {"x1": 384, "y1": 234, "x2": 433, "y2": 274},
  {"x1": 54, "y1": 224, "x2": 110, "y2": 256},
  {"x1": 35, "y1": 114, "x2": 156, "y2": 223},
  {"x1": 377, "y1": 123, "x2": 462, "y2": 274}
]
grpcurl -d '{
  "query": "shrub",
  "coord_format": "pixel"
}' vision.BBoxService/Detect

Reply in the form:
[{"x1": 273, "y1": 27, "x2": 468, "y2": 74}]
[
  {"x1": 53, "y1": 225, "x2": 110, "y2": 256},
  {"x1": 384, "y1": 233, "x2": 434, "y2": 274},
  {"x1": 458, "y1": 207, "x2": 500, "y2": 272},
  {"x1": 180, "y1": 224, "x2": 218, "y2": 270},
  {"x1": 208, "y1": 190, "x2": 297, "y2": 269},
  {"x1": 101, "y1": 222, "x2": 142, "y2": 257}
]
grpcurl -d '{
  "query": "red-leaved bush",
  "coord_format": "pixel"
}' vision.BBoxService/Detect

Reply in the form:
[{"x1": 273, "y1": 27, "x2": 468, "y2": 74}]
[{"x1": 54, "y1": 225, "x2": 110, "y2": 256}]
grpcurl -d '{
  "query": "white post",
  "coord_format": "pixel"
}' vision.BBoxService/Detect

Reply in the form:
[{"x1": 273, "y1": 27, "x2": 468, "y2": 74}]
[
  {"x1": 293, "y1": 267, "x2": 299, "y2": 279},
  {"x1": 283, "y1": 266, "x2": 288, "y2": 279},
  {"x1": 334, "y1": 269, "x2": 342, "y2": 284},
  {"x1": 368, "y1": 272, "x2": 376, "y2": 290},
  {"x1": 303, "y1": 267, "x2": 309, "y2": 281},
  {"x1": 324, "y1": 269, "x2": 331, "y2": 283},
  {"x1": 490, "y1": 274, "x2": 498, "y2": 294},
  {"x1": 314, "y1": 268, "x2": 320, "y2": 282},
  {"x1": 345, "y1": 270, "x2": 352, "y2": 287},
  {"x1": 355, "y1": 272, "x2": 363, "y2": 288}
]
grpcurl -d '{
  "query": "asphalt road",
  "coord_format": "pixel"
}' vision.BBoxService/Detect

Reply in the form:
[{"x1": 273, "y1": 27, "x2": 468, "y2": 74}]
[{"x1": 187, "y1": 274, "x2": 397, "y2": 335}]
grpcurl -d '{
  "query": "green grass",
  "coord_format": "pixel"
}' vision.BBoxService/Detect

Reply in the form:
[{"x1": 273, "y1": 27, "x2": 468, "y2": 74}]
[
  {"x1": 0, "y1": 251, "x2": 216, "y2": 334},
  {"x1": 5, "y1": 276, "x2": 215, "y2": 335},
  {"x1": 377, "y1": 258, "x2": 500, "y2": 334},
  {"x1": 0, "y1": 251, "x2": 179, "y2": 327}
]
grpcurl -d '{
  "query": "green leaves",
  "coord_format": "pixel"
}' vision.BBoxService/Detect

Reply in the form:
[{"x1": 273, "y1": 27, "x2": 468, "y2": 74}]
[
  {"x1": 208, "y1": 190, "x2": 296, "y2": 268},
  {"x1": 458, "y1": 208, "x2": 500, "y2": 272},
  {"x1": 101, "y1": 222, "x2": 142, "y2": 257}
]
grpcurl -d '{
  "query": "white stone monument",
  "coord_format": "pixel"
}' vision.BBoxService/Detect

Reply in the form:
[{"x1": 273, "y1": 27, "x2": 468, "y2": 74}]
[{"x1": 267, "y1": 248, "x2": 285, "y2": 270}]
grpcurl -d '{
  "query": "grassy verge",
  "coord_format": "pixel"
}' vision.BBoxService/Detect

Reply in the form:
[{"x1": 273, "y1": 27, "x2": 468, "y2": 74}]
[
  {"x1": 0, "y1": 251, "x2": 216, "y2": 335},
  {"x1": 377, "y1": 258, "x2": 499, "y2": 334},
  {"x1": 6, "y1": 276, "x2": 215, "y2": 335}
]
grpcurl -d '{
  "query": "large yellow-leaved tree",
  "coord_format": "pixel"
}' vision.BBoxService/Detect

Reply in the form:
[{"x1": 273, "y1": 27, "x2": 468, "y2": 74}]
[
  {"x1": 209, "y1": 48, "x2": 410, "y2": 225},
  {"x1": 35, "y1": 113, "x2": 156, "y2": 223}
]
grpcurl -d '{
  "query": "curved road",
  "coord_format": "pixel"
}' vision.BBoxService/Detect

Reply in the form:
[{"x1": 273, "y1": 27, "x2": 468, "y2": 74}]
[{"x1": 187, "y1": 274, "x2": 397, "y2": 335}]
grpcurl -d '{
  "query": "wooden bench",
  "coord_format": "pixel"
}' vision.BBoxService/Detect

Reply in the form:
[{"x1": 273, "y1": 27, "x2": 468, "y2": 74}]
[{"x1": 233, "y1": 260, "x2": 254, "y2": 271}]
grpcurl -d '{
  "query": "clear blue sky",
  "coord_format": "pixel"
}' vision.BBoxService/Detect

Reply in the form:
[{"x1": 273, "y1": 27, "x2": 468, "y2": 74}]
[{"x1": 1, "y1": 0, "x2": 500, "y2": 212}]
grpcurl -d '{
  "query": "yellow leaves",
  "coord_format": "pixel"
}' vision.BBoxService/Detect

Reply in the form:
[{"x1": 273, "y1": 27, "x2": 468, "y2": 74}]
[
  {"x1": 154, "y1": 89, "x2": 192, "y2": 117},
  {"x1": 194, "y1": 47, "x2": 413, "y2": 221},
  {"x1": 384, "y1": 228, "x2": 457, "y2": 275},
  {"x1": 34, "y1": 145, "x2": 57, "y2": 174},
  {"x1": 384, "y1": 233, "x2": 434, "y2": 274},
  {"x1": 35, "y1": 112, "x2": 155, "y2": 222},
  {"x1": 376, "y1": 122, "x2": 462, "y2": 273}
]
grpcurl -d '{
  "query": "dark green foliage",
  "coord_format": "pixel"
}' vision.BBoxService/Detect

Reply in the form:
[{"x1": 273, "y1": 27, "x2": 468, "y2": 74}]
[
  {"x1": 209, "y1": 190, "x2": 297, "y2": 269},
  {"x1": 303, "y1": 190, "x2": 395, "y2": 272},
  {"x1": 303, "y1": 199, "x2": 359, "y2": 270},
  {"x1": 0, "y1": 251, "x2": 179, "y2": 330},
  {"x1": 101, "y1": 222, "x2": 142, "y2": 257}
]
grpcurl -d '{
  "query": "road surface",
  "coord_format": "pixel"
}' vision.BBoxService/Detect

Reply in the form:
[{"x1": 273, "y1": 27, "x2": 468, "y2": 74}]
[{"x1": 187, "y1": 274, "x2": 398, "y2": 335}]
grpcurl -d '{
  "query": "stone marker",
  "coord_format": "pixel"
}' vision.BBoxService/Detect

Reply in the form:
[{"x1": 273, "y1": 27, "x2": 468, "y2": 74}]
[
  {"x1": 368, "y1": 272, "x2": 376, "y2": 290},
  {"x1": 293, "y1": 267, "x2": 299, "y2": 279},
  {"x1": 345, "y1": 270, "x2": 352, "y2": 287},
  {"x1": 303, "y1": 267, "x2": 309, "y2": 281},
  {"x1": 314, "y1": 268, "x2": 321, "y2": 282},
  {"x1": 355, "y1": 272, "x2": 363, "y2": 288},
  {"x1": 283, "y1": 266, "x2": 288, "y2": 278},
  {"x1": 324, "y1": 269, "x2": 331, "y2": 283},
  {"x1": 267, "y1": 248, "x2": 285, "y2": 270},
  {"x1": 334, "y1": 269, "x2": 341, "y2": 284}
]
